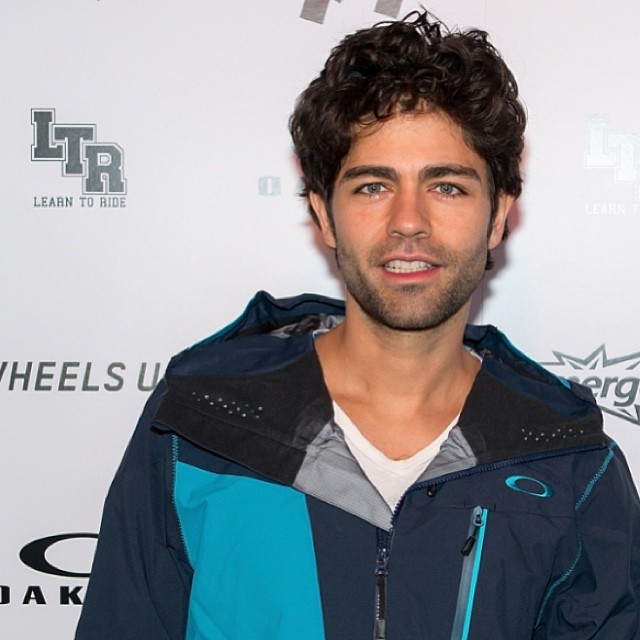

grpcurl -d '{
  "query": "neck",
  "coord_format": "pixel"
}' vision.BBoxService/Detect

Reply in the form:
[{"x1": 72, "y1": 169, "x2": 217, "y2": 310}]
[
  {"x1": 314, "y1": 296, "x2": 481, "y2": 460},
  {"x1": 316, "y1": 296, "x2": 476, "y2": 403}
]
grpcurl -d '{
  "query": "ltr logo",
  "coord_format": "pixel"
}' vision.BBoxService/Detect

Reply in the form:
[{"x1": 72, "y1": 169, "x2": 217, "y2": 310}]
[
  {"x1": 585, "y1": 115, "x2": 640, "y2": 201},
  {"x1": 31, "y1": 109, "x2": 126, "y2": 195}
]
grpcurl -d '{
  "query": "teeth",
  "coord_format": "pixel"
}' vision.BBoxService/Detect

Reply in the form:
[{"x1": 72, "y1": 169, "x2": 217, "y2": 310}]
[{"x1": 384, "y1": 260, "x2": 433, "y2": 273}]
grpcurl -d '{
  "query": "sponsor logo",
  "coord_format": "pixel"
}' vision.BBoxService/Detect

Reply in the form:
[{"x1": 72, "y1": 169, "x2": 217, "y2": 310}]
[
  {"x1": 584, "y1": 115, "x2": 640, "y2": 214},
  {"x1": 0, "y1": 361, "x2": 162, "y2": 392},
  {"x1": 258, "y1": 176, "x2": 282, "y2": 196},
  {"x1": 542, "y1": 346, "x2": 640, "y2": 425},
  {"x1": 1, "y1": 533, "x2": 97, "y2": 606},
  {"x1": 300, "y1": 0, "x2": 403, "y2": 24},
  {"x1": 31, "y1": 108, "x2": 127, "y2": 208},
  {"x1": 257, "y1": 175, "x2": 304, "y2": 197},
  {"x1": 505, "y1": 475, "x2": 554, "y2": 498}
]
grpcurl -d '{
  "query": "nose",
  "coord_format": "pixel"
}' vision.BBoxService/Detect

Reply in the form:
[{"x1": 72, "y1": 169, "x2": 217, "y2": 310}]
[{"x1": 387, "y1": 185, "x2": 431, "y2": 238}]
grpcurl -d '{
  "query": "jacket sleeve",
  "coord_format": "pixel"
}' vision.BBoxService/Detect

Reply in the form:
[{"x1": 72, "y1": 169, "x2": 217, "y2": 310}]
[
  {"x1": 74, "y1": 381, "x2": 193, "y2": 640},
  {"x1": 534, "y1": 443, "x2": 640, "y2": 639}
]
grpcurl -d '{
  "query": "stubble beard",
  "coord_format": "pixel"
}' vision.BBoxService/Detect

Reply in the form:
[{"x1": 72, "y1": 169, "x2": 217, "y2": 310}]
[{"x1": 335, "y1": 238, "x2": 488, "y2": 332}]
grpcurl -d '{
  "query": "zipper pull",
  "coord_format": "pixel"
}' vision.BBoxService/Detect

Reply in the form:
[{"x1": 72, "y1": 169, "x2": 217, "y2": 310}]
[
  {"x1": 452, "y1": 507, "x2": 489, "y2": 639},
  {"x1": 460, "y1": 506, "x2": 485, "y2": 556},
  {"x1": 375, "y1": 545, "x2": 389, "y2": 577},
  {"x1": 374, "y1": 538, "x2": 390, "y2": 640}
]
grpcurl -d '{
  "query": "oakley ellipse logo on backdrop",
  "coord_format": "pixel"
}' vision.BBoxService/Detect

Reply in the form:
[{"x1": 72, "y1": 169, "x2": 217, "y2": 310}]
[
  {"x1": 31, "y1": 108, "x2": 127, "y2": 209},
  {"x1": 1, "y1": 533, "x2": 97, "y2": 606},
  {"x1": 584, "y1": 115, "x2": 640, "y2": 215},
  {"x1": 300, "y1": 0, "x2": 403, "y2": 23},
  {"x1": 20, "y1": 533, "x2": 97, "y2": 578},
  {"x1": 542, "y1": 346, "x2": 640, "y2": 426}
]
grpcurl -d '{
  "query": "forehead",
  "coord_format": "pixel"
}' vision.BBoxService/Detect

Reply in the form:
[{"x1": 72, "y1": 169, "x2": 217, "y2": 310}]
[{"x1": 340, "y1": 110, "x2": 488, "y2": 183}]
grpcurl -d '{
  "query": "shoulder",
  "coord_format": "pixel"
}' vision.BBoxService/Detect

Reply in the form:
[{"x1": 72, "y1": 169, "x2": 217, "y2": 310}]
[
  {"x1": 166, "y1": 290, "x2": 345, "y2": 378},
  {"x1": 461, "y1": 324, "x2": 607, "y2": 463}
]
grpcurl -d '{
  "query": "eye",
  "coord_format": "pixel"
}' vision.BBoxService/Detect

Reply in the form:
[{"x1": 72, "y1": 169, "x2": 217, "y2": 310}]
[
  {"x1": 356, "y1": 182, "x2": 388, "y2": 196},
  {"x1": 434, "y1": 182, "x2": 464, "y2": 197}
]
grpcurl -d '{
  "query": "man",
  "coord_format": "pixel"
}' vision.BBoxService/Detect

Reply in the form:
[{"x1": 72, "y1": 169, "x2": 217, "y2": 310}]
[{"x1": 76, "y1": 11, "x2": 640, "y2": 640}]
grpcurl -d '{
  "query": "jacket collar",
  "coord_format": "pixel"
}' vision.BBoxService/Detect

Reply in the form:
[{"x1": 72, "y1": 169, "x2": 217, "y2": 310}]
[{"x1": 154, "y1": 292, "x2": 607, "y2": 489}]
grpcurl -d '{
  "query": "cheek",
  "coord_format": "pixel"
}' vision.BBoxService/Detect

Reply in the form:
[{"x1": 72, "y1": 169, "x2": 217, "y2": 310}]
[{"x1": 332, "y1": 215, "x2": 365, "y2": 247}]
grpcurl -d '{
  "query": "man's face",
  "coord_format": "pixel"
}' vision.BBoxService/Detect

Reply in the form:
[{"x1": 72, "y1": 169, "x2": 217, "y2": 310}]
[{"x1": 310, "y1": 110, "x2": 512, "y2": 332}]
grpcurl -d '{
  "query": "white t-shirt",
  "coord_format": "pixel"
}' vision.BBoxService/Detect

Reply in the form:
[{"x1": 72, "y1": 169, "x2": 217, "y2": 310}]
[{"x1": 333, "y1": 401, "x2": 457, "y2": 510}]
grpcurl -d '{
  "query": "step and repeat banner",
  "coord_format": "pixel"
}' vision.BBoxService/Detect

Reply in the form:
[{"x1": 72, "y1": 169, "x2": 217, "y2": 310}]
[{"x1": 2, "y1": 1, "x2": 640, "y2": 637}]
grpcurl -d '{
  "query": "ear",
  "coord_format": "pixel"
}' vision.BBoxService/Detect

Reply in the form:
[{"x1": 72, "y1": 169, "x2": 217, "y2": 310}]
[
  {"x1": 488, "y1": 193, "x2": 515, "y2": 250},
  {"x1": 309, "y1": 192, "x2": 337, "y2": 250}
]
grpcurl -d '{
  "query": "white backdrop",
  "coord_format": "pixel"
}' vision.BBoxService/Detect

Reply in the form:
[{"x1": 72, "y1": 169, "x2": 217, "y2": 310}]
[{"x1": 2, "y1": 1, "x2": 640, "y2": 637}]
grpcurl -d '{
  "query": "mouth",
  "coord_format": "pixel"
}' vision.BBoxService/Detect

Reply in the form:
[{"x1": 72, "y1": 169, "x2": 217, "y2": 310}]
[{"x1": 383, "y1": 259, "x2": 435, "y2": 274}]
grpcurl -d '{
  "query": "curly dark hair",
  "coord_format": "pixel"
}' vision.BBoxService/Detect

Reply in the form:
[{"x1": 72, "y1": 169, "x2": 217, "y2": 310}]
[{"x1": 289, "y1": 10, "x2": 526, "y2": 268}]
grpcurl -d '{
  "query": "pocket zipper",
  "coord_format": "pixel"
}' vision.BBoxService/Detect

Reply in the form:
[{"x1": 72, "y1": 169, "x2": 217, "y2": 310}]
[{"x1": 450, "y1": 506, "x2": 489, "y2": 640}]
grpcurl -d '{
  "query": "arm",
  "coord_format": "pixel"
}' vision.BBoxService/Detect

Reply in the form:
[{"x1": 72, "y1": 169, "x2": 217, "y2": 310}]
[
  {"x1": 75, "y1": 382, "x2": 193, "y2": 640},
  {"x1": 535, "y1": 443, "x2": 640, "y2": 639}
]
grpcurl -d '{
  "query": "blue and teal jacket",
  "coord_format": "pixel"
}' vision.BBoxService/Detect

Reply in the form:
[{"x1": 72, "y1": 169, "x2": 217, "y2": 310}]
[{"x1": 76, "y1": 291, "x2": 640, "y2": 639}]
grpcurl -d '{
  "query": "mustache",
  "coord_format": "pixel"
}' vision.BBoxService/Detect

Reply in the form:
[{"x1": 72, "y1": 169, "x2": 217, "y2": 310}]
[{"x1": 368, "y1": 239, "x2": 454, "y2": 263}]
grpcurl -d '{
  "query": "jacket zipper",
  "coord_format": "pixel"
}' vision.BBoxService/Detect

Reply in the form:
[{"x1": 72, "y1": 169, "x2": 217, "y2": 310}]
[
  {"x1": 374, "y1": 528, "x2": 391, "y2": 640},
  {"x1": 450, "y1": 506, "x2": 489, "y2": 640}
]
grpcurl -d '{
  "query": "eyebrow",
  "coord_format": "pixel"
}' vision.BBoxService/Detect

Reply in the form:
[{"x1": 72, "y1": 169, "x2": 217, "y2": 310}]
[
  {"x1": 419, "y1": 164, "x2": 482, "y2": 182},
  {"x1": 339, "y1": 163, "x2": 482, "y2": 184},
  {"x1": 339, "y1": 165, "x2": 398, "y2": 183}
]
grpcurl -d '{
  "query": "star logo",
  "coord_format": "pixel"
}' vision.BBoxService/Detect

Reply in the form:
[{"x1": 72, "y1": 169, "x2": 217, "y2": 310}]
[{"x1": 542, "y1": 346, "x2": 640, "y2": 426}]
